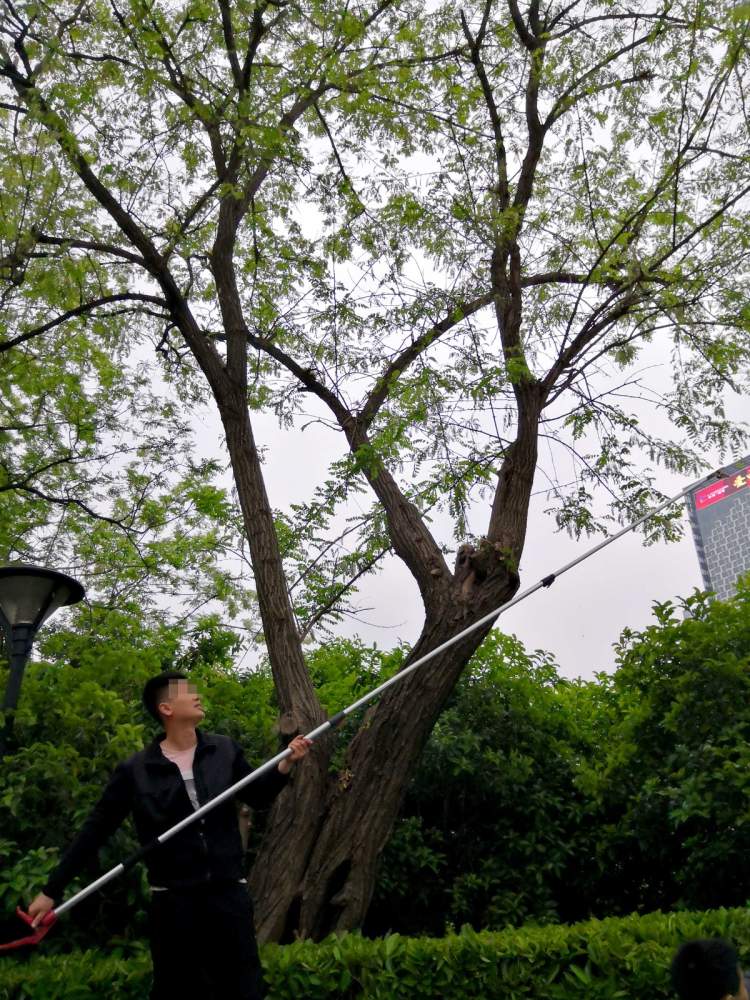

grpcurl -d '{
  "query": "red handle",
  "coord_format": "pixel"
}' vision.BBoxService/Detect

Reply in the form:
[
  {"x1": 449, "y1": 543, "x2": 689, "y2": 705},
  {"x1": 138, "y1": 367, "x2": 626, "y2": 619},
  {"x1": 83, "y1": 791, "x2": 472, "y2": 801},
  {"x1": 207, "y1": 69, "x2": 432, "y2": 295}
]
[{"x1": 0, "y1": 907, "x2": 57, "y2": 952}]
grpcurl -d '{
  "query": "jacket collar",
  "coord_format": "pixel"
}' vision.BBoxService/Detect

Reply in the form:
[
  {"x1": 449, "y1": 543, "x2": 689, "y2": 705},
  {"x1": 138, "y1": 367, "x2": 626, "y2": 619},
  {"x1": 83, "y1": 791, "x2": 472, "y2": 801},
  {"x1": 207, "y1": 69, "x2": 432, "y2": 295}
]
[{"x1": 143, "y1": 726, "x2": 218, "y2": 767}]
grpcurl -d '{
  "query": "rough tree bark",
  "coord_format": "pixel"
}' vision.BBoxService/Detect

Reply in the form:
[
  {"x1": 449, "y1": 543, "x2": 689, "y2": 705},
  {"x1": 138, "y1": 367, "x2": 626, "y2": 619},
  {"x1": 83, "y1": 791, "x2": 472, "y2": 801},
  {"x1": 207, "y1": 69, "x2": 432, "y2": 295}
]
[{"x1": 217, "y1": 388, "x2": 336, "y2": 933}]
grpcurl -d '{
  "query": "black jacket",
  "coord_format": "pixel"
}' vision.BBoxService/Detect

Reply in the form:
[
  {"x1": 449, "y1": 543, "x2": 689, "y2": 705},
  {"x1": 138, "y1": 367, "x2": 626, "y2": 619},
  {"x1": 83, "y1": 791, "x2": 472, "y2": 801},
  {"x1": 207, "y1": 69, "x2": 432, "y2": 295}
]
[{"x1": 43, "y1": 728, "x2": 289, "y2": 902}]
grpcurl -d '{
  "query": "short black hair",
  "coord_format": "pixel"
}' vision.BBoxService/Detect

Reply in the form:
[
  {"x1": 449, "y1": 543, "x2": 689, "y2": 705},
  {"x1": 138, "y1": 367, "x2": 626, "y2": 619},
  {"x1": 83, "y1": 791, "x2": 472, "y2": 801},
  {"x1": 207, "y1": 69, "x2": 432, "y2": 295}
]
[
  {"x1": 142, "y1": 671, "x2": 188, "y2": 724},
  {"x1": 671, "y1": 939, "x2": 740, "y2": 1000}
]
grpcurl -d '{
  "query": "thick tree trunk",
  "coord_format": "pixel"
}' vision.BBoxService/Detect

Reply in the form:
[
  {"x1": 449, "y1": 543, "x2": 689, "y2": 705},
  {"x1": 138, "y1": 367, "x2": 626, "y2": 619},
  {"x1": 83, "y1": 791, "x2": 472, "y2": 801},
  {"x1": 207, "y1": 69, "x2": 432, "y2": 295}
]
[
  {"x1": 217, "y1": 388, "x2": 322, "y2": 729},
  {"x1": 250, "y1": 594, "x2": 512, "y2": 942},
  {"x1": 205, "y1": 227, "x2": 543, "y2": 941},
  {"x1": 250, "y1": 402, "x2": 540, "y2": 941}
]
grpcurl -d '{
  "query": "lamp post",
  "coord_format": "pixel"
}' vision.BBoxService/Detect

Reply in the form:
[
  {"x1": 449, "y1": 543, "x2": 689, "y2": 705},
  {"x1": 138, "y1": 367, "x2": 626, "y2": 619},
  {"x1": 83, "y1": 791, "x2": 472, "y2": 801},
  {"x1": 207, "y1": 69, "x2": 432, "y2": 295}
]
[{"x1": 0, "y1": 565, "x2": 85, "y2": 758}]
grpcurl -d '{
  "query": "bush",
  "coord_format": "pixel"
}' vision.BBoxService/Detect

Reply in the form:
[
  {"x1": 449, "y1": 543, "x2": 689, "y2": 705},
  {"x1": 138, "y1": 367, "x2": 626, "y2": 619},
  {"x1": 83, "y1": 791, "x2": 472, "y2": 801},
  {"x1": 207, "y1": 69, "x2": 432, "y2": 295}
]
[
  {"x1": 2, "y1": 907, "x2": 750, "y2": 999},
  {"x1": 367, "y1": 632, "x2": 596, "y2": 935},
  {"x1": 581, "y1": 580, "x2": 750, "y2": 916}
]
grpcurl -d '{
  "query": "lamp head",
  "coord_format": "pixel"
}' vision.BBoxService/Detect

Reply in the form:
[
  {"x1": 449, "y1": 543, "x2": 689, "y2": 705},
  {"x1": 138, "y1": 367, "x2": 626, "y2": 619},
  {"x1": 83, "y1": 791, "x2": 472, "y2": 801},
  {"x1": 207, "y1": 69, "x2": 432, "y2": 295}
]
[{"x1": 0, "y1": 566, "x2": 85, "y2": 634}]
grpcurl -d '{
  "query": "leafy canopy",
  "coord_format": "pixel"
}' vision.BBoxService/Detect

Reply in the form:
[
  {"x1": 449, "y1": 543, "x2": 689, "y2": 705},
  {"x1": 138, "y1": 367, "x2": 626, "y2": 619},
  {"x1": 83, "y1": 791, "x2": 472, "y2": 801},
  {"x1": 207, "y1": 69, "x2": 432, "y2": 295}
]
[{"x1": 0, "y1": 0, "x2": 748, "y2": 631}]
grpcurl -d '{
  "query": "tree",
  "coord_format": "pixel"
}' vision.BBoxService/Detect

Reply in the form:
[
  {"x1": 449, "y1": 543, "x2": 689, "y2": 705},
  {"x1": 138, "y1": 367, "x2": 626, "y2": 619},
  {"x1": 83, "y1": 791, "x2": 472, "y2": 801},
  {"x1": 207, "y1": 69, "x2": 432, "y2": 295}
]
[
  {"x1": 579, "y1": 578, "x2": 750, "y2": 916},
  {"x1": 1, "y1": 0, "x2": 748, "y2": 939}
]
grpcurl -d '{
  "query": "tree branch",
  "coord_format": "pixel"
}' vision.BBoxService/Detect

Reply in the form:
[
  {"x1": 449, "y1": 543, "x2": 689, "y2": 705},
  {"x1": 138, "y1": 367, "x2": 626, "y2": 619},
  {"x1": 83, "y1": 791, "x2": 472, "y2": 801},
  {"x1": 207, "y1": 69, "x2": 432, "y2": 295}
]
[
  {"x1": 35, "y1": 234, "x2": 147, "y2": 266},
  {"x1": 542, "y1": 287, "x2": 645, "y2": 400},
  {"x1": 461, "y1": 6, "x2": 510, "y2": 209},
  {"x1": 217, "y1": 0, "x2": 243, "y2": 90},
  {"x1": 0, "y1": 38, "x2": 230, "y2": 393},
  {"x1": 556, "y1": 45, "x2": 743, "y2": 352},
  {"x1": 359, "y1": 291, "x2": 495, "y2": 429},
  {"x1": 549, "y1": 9, "x2": 692, "y2": 41},
  {"x1": 508, "y1": 0, "x2": 541, "y2": 50},
  {"x1": 241, "y1": 4, "x2": 267, "y2": 91},
  {"x1": 546, "y1": 28, "x2": 663, "y2": 127},
  {"x1": 0, "y1": 293, "x2": 168, "y2": 353},
  {"x1": 245, "y1": 328, "x2": 351, "y2": 424},
  {"x1": 296, "y1": 547, "x2": 391, "y2": 642},
  {"x1": 4, "y1": 481, "x2": 138, "y2": 531}
]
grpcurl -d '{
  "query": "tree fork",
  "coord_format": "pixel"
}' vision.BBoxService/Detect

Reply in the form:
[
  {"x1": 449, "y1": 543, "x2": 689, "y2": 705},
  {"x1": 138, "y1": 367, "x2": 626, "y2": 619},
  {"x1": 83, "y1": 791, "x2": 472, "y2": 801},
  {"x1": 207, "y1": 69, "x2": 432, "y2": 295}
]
[
  {"x1": 288, "y1": 395, "x2": 541, "y2": 937},
  {"x1": 255, "y1": 401, "x2": 543, "y2": 940}
]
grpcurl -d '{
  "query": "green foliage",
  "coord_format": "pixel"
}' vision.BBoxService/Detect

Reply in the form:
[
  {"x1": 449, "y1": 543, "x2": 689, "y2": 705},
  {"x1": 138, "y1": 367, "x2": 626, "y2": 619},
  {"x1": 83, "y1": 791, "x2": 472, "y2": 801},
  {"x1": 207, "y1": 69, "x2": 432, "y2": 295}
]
[
  {"x1": 306, "y1": 641, "x2": 403, "y2": 721},
  {"x1": 0, "y1": 232, "x2": 246, "y2": 622},
  {"x1": 1, "y1": 0, "x2": 748, "y2": 654},
  {"x1": 2, "y1": 580, "x2": 750, "y2": 946},
  {"x1": 578, "y1": 575, "x2": 750, "y2": 916},
  {"x1": 368, "y1": 632, "x2": 599, "y2": 934},
  {"x1": 367, "y1": 582, "x2": 750, "y2": 932},
  {"x1": 3, "y1": 907, "x2": 750, "y2": 998}
]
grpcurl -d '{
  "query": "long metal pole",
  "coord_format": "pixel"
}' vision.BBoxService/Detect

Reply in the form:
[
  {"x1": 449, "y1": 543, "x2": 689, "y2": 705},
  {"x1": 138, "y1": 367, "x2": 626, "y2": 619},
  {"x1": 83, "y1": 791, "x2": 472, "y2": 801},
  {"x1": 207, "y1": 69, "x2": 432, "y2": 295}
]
[{"x1": 37, "y1": 467, "x2": 731, "y2": 923}]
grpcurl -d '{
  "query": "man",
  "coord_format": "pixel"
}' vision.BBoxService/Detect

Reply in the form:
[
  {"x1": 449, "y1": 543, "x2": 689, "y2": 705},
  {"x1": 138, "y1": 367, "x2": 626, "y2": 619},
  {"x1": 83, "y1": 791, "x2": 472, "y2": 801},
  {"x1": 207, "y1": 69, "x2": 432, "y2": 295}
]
[
  {"x1": 26, "y1": 670, "x2": 311, "y2": 999},
  {"x1": 671, "y1": 938, "x2": 750, "y2": 1000}
]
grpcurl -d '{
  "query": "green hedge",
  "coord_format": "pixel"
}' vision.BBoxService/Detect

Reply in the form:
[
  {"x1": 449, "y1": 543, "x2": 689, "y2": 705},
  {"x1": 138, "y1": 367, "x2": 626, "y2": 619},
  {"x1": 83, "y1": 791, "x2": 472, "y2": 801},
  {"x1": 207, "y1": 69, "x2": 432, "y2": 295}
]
[{"x1": 2, "y1": 907, "x2": 750, "y2": 1000}]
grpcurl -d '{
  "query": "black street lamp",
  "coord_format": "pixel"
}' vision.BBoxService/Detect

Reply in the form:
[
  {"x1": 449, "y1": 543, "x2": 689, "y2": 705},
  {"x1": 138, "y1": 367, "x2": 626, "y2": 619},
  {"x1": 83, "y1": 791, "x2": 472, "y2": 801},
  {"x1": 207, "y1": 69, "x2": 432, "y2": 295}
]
[{"x1": 0, "y1": 565, "x2": 85, "y2": 758}]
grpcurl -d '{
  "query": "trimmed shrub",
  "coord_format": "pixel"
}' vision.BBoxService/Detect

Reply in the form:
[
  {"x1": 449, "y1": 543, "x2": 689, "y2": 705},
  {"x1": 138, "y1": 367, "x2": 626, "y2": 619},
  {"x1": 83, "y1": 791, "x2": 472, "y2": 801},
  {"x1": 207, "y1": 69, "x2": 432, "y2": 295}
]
[{"x1": 2, "y1": 907, "x2": 750, "y2": 999}]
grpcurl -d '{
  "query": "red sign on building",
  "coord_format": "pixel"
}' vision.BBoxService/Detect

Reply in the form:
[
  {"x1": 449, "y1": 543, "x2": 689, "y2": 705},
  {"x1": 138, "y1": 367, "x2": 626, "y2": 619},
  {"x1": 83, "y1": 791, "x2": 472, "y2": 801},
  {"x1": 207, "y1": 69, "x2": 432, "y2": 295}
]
[
  {"x1": 694, "y1": 468, "x2": 750, "y2": 510},
  {"x1": 688, "y1": 457, "x2": 750, "y2": 601}
]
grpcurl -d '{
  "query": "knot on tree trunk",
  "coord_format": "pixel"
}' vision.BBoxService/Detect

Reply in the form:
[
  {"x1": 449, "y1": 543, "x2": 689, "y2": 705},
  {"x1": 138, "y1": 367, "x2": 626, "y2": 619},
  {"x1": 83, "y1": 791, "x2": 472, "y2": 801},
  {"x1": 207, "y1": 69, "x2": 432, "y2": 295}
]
[
  {"x1": 277, "y1": 711, "x2": 302, "y2": 739},
  {"x1": 453, "y1": 538, "x2": 520, "y2": 603}
]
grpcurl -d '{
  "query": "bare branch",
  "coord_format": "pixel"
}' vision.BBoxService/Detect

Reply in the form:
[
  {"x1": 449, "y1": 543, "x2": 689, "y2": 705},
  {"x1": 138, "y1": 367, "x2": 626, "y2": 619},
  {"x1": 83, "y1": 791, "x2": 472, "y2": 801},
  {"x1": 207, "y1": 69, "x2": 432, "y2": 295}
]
[
  {"x1": 296, "y1": 547, "x2": 391, "y2": 642},
  {"x1": 508, "y1": 0, "x2": 540, "y2": 50},
  {"x1": 241, "y1": 4, "x2": 267, "y2": 90},
  {"x1": 4, "y1": 481, "x2": 138, "y2": 531},
  {"x1": 35, "y1": 234, "x2": 147, "y2": 266},
  {"x1": 217, "y1": 0, "x2": 243, "y2": 89},
  {"x1": 0, "y1": 293, "x2": 169, "y2": 353},
  {"x1": 546, "y1": 27, "x2": 663, "y2": 126},
  {"x1": 549, "y1": 9, "x2": 692, "y2": 41},
  {"x1": 359, "y1": 291, "x2": 495, "y2": 429},
  {"x1": 542, "y1": 287, "x2": 645, "y2": 400},
  {"x1": 461, "y1": 7, "x2": 510, "y2": 209}
]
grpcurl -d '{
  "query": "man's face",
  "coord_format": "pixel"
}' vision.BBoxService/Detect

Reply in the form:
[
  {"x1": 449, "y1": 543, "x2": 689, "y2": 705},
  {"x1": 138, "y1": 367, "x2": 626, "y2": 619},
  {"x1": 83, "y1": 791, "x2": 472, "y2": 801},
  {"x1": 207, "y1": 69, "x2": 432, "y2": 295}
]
[{"x1": 159, "y1": 680, "x2": 204, "y2": 724}]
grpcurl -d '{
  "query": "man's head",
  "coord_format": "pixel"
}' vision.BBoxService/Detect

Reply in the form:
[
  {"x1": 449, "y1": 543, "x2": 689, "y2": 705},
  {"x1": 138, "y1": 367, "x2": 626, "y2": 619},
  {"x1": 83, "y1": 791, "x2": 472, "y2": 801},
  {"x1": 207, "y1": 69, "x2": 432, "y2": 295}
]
[
  {"x1": 671, "y1": 939, "x2": 749, "y2": 1000},
  {"x1": 142, "y1": 671, "x2": 205, "y2": 727}
]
